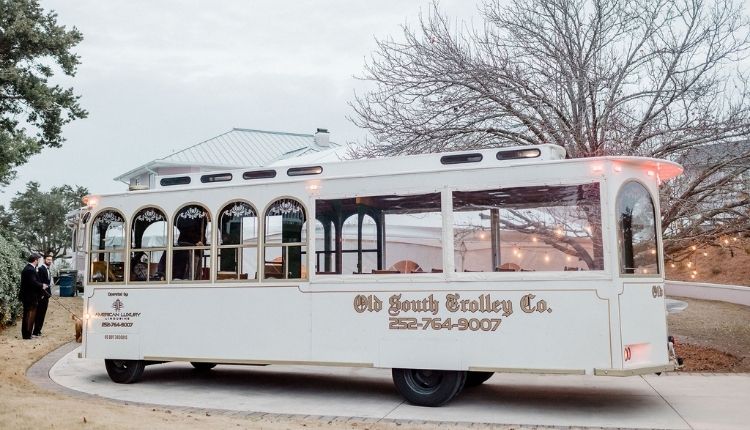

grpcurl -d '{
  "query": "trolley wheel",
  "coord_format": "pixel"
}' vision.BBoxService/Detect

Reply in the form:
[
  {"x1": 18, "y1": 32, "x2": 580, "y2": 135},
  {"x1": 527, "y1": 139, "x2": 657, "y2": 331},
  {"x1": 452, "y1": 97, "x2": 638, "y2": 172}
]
[
  {"x1": 465, "y1": 371, "x2": 494, "y2": 387},
  {"x1": 104, "y1": 359, "x2": 145, "y2": 384},
  {"x1": 190, "y1": 362, "x2": 217, "y2": 371},
  {"x1": 392, "y1": 368, "x2": 467, "y2": 407}
]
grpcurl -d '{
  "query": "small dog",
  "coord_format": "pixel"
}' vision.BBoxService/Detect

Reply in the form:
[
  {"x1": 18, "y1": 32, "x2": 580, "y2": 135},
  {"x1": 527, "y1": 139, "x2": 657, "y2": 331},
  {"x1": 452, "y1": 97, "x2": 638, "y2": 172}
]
[{"x1": 72, "y1": 315, "x2": 83, "y2": 343}]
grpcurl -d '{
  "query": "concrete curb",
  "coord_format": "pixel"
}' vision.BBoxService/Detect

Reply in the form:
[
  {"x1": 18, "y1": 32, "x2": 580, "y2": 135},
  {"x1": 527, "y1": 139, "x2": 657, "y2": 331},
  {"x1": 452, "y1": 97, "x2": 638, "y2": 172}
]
[
  {"x1": 27, "y1": 342, "x2": 653, "y2": 430},
  {"x1": 665, "y1": 280, "x2": 750, "y2": 307}
]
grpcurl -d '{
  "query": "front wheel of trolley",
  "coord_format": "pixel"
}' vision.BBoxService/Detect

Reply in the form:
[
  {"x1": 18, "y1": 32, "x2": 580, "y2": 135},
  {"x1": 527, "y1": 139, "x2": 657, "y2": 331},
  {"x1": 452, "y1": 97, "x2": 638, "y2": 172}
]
[
  {"x1": 392, "y1": 368, "x2": 467, "y2": 407},
  {"x1": 105, "y1": 359, "x2": 145, "y2": 384}
]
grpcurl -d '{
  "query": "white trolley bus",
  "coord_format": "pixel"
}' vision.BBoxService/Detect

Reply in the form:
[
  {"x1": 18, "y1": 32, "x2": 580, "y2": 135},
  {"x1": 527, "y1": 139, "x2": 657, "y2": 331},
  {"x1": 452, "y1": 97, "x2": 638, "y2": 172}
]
[{"x1": 74, "y1": 144, "x2": 682, "y2": 406}]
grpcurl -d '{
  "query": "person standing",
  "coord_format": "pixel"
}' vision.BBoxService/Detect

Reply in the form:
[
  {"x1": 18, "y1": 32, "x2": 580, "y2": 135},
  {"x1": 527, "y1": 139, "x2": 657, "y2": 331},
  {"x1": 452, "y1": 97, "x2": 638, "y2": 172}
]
[
  {"x1": 19, "y1": 253, "x2": 47, "y2": 339},
  {"x1": 34, "y1": 254, "x2": 54, "y2": 336}
]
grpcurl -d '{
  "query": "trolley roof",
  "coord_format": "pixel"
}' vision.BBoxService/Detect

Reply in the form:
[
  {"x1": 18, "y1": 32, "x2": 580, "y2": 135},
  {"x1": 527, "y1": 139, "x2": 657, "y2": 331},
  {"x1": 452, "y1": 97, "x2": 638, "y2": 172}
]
[{"x1": 94, "y1": 144, "x2": 683, "y2": 198}]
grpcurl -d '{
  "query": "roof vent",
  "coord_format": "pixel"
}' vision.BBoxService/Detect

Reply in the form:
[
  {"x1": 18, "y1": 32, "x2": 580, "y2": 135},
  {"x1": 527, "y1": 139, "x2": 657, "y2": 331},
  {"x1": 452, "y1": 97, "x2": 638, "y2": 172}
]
[
  {"x1": 201, "y1": 173, "x2": 232, "y2": 183},
  {"x1": 314, "y1": 128, "x2": 330, "y2": 147},
  {"x1": 160, "y1": 176, "x2": 191, "y2": 186},
  {"x1": 288, "y1": 166, "x2": 323, "y2": 176},
  {"x1": 496, "y1": 148, "x2": 541, "y2": 160},
  {"x1": 441, "y1": 153, "x2": 483, "y2": 165}
]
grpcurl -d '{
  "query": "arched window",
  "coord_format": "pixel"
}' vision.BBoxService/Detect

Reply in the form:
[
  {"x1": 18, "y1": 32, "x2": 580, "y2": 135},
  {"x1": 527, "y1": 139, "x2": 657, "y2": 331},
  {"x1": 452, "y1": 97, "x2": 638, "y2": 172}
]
[
  {"x1": 217, "y1": 201, "x2": 258, "y2": 281},
  {"x1": 172, "y1": 204, "x2": 212, "y2": 281},
  {"x1": 617, "y1": 182, "x2": 659, "y2": 275},
  {"x1": 89, "y1": 209, "x2": 126, "y2": 283},
  {"x1": 130, "y1": 207, "x2": 167, "y2": 282},
  {"x1": 264, "y1": 198, "x2": 307, "y2": 279}
]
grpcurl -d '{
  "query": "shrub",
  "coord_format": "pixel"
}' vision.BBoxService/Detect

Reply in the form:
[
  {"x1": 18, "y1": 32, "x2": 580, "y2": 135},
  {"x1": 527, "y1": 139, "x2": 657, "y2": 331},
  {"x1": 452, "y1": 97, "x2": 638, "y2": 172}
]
[
  {"x1": 0, "y1": 233, "x2": 24, "y2": 327},
  {"x1": 711, "y1": 267, "x2": 722, "y2": 275}
]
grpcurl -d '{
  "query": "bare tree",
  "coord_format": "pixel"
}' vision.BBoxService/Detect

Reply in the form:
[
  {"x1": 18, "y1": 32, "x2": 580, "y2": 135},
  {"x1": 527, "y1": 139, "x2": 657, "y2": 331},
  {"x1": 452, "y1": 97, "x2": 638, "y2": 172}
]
[{"x1": 351, "y1": 0, "x2": 750, "y2": 258}]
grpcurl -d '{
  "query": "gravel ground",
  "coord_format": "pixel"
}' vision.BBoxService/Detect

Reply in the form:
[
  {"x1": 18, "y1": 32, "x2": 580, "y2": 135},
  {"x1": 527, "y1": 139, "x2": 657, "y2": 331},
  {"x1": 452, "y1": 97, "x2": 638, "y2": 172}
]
[{"x1": 668, "y1": 296, "x2": 750, "y2": 372}]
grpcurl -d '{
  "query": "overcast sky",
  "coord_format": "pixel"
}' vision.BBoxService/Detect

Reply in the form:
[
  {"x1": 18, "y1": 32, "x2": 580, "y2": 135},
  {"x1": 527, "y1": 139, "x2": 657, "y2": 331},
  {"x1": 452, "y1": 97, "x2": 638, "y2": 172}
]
[{"x1": 1, "y1": 0, "x2": 482, "y2": 205}]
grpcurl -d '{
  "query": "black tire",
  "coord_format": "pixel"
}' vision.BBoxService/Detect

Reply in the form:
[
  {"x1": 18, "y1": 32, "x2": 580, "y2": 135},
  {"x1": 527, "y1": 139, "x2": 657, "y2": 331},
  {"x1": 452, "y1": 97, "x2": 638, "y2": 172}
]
[
  {"x1": 465, "y1": 371, "x2": 494, "y2": 387},
  {"x1": 392, "y1": 368, "x2": 467, "y2": 407},
  {"x1": 105, "y1": 359, "x2": 145, "y2": 384},
  {"x1": 190, "y1": 362, "x2": 217, "y2": 371}
]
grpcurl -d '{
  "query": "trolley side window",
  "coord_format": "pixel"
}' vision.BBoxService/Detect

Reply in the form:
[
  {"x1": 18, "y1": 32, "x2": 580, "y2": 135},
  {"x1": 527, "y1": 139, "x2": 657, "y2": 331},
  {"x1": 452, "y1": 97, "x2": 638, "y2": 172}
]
[
  {"x1": 264, "y1": 198, "x2": 307, "y2": 280},
  {"x1": 315, "y1": 193, "x2": 443, "y2": 275},
  {"x1": 172, "y1": 204, "x2": 212, "y2": 282},
  {"x1": 616, "y1": 181, "x2": 659, "y2": 275},
  {"x1": 217, "y1": 201, "x2": 259, "y2": 281},
  {"x1": 452, "y1": 183, "x2": 603, "y2": 272},
  {"x1": 130, "y1": 207, "x2": 168, "y2": 282},
  {"x1": 89, "y1": 209, "x2": 126, "y2": 283}
]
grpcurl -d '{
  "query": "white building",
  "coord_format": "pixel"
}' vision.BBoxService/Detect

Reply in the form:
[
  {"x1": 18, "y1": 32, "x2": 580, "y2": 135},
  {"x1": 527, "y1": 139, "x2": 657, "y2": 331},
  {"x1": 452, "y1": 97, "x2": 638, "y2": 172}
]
[{"x1": 114, "y1": 127, "x2": 343, "y2": 189}]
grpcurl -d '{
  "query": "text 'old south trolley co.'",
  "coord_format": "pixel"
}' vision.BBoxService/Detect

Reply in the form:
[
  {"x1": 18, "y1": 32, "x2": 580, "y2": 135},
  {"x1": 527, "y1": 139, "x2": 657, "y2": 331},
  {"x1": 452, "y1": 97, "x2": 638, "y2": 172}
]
[{"x1": 353, "y1": 293, "x2": 552, "y2": 332}]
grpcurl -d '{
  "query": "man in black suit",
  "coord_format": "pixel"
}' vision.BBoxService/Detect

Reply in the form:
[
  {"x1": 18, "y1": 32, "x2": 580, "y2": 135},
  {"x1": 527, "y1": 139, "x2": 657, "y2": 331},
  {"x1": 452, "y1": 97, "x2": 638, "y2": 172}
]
[
  {"x1": 19, "y1": 253, "x2": 47, "y2": 339},
  {"x1": 34, "y1": 254, "x2": 54, "y2": 336}
]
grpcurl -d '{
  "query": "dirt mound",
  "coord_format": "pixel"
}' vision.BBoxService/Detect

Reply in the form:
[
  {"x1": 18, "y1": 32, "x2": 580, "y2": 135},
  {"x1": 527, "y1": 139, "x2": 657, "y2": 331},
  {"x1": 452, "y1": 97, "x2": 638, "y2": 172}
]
[{"x1": 675, "y1": 342, "x2": 745, "y2": 372}]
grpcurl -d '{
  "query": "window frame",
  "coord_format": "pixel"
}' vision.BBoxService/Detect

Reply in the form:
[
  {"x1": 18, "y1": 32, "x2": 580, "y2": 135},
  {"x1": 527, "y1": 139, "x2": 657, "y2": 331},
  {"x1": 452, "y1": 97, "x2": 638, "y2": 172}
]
[
  {"x1": 170, "y1": 202, "x2": 213, "y2": 283},
  {"x1": 615, "y1": 179, "x2": 661, "y2": 278},
  {"x1": 88, "y1": 208, "x2": 127, "y2": 284},
  {"x1": 447, "y1": 179, "x2": 609, "y2": 277},
  {"x1": 261, "y1": 197, "x2": 309, "y2": 281},
  {"x1": 215, "y1": 199, "x2": 260, "y2": 283},
  {"x1": 128, "y1": 205, "x2": 169, "y2": 284}
]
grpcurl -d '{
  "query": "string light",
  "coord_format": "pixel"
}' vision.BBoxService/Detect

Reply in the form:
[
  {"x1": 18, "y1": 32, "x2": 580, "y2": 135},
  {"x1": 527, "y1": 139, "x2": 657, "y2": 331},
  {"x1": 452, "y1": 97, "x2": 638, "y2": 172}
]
[
  {"x1": 555, "y1": 228, "x2": 563, "y2": 236},
  {"x1": 702, "y1": 252, "x2": 708, "y2": 257},
  {"x1": 531, "y1": 236, "x2": 538, "y2": 242},
  {"x1": 544, "y1": 254, "x2": 550, "y2": 263},
  {"x1": 687, "y1": 262, "x2": 692, "y2": 268},
  {"x1": 690, "y1": 245, "x2": 697, "y2": 251},
  {"x1": 670, "y1": 263, "x2": 676, "y2": 268}
]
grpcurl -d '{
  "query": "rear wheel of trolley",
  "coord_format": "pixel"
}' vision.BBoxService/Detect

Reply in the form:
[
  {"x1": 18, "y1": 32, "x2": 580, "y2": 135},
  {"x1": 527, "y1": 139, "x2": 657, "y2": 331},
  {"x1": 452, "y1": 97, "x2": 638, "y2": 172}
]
[{"x1": 392, "y1": 368, "x2": 467, "y2": 407}]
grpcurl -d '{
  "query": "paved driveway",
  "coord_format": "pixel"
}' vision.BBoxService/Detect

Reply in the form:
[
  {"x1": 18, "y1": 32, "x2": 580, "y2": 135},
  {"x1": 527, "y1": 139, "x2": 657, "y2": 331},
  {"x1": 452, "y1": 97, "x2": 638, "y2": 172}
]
[{"x1": 47, "y1": 347, "x2": 749, "y2": 430}]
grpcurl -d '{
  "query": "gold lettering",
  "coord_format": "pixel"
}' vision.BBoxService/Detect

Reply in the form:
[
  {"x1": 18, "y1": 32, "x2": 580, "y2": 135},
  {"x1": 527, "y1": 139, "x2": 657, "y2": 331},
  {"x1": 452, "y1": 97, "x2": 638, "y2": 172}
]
[
  {"x1": 521, "y1": 293, "x2": 535, "y2": 313},
  {"x1": 353, "y1": 294, "x2": 382, "y2": 313},
  {"x1": 446, "y1": 294, "x2": 459, "y2": 312}
]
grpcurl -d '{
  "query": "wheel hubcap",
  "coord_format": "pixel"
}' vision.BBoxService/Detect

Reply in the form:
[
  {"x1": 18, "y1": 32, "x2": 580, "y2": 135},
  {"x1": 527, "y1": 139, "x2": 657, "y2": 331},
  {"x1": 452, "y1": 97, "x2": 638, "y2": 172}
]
[{"x1": 407, "y1": 369, "x2": 444, "y2": 394}]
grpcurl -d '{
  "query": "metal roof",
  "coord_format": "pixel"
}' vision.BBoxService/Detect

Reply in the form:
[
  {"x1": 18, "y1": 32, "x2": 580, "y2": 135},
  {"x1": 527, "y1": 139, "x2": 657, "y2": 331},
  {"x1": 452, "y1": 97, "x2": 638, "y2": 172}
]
[{"x1": 114, "y1": 128, "x2": 339, "y2": 183}]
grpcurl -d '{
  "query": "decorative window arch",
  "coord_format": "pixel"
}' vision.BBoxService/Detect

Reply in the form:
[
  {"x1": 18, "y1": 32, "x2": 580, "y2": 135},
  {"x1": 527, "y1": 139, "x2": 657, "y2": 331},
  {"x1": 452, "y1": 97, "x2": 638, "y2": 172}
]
[
  {"x1": 217, "y1": 201, "x2": 259, "y2": 281},
  {"x1": 89, "y1": 209, "x2": 126, "y2": 283},
  {"x1": 130, "y1": 207, "x2": 167, "y2": 282},
  {"x1": 172, "y1": 204, "x2": 212, "y2": 281},
  {"x1": 616, "y1": 181, "x2": 659, "y2": 275},
  {"x1": 263, "y1": 198, "x2": 307, "y2": 279}
]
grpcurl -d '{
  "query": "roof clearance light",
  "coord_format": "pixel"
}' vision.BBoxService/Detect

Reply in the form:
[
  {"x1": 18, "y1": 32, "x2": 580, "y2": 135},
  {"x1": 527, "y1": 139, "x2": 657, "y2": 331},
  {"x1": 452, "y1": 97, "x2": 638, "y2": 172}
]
[
  {"x1": 496, "y1": 148, "x2": 541, "y2": 160},
  {"x1": 592, "y1": 165, "x2": 604, "y2": 173},
  {"x1": 288, "y1": 166, "x2": 323, "y2": 176},
  {"x1": 614, "y1": 165, "x2": 623, "y2": 172},
  {"x1": 83, "y1": 196, "x2": 98, "y2": 208},
  {"x1": 647, "y1": 170, "x2": 655, "y2": 176}
]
